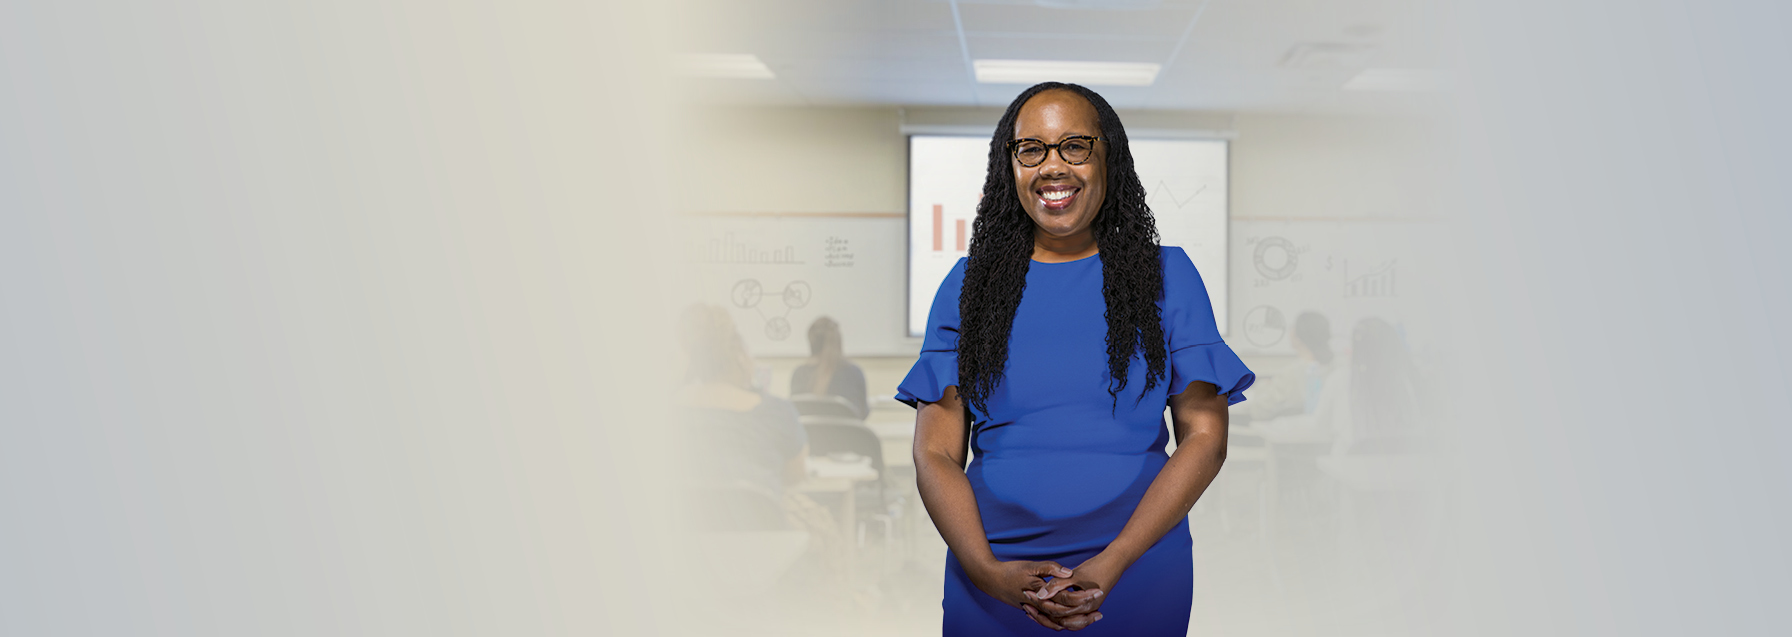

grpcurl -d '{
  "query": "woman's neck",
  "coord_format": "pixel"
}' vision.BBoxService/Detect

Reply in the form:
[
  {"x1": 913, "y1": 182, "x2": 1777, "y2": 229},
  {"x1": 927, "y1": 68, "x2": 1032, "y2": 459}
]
[{"x1": 1032, "y1": 229, "x2": 1098, "y2": 263}]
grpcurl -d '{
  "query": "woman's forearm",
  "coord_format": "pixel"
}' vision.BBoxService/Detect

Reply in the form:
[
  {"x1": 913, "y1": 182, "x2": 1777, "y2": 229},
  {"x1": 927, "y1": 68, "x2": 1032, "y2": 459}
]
[
  {"x1": 915, "y1": 451, "x2": 1000, "y2": 571},
  {"x1": 1099, "y1": 386, "x2": 1231, "y2": 572},
  {"x1": 1102, "y1": 429, "x2": 1226, "y2": 567},
  {"x1": 912, "y1": 393, "x2": 1000, "y2": 574}
]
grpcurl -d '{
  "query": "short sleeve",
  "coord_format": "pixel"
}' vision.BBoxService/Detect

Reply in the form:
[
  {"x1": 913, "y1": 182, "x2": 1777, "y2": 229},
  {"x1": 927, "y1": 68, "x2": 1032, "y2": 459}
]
[
  {"x1": 1161, "y1": 247, "x2": 1256, "y2": 405},
  {"x1": 895, "y1": 258, "x2": 967, "y2": 409}
]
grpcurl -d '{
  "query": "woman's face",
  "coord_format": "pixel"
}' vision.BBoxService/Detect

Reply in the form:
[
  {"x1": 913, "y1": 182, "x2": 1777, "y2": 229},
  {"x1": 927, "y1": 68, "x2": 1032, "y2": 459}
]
[{"x1": 1011, "y1": 90, "x2": 1107, "y2": 243}]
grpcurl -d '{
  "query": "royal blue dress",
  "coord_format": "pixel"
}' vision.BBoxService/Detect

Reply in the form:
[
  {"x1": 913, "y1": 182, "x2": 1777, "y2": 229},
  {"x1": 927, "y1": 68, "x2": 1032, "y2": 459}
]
[{"x1": 897, "y1": 247, "x2": 1255, "y2": 636}]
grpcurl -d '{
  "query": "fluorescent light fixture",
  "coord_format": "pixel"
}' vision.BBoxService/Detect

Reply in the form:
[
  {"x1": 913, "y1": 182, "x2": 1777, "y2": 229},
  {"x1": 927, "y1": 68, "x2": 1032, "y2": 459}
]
[
  {"x1": 974, "y1": 59, "x2": 1160, "y2": 86},
  {"x1": 677, "y1": 53, "x2": 775, "y2": 79},
  {"x1": 1343, "y1": 68, "x2": 1451, "y2": 92}
]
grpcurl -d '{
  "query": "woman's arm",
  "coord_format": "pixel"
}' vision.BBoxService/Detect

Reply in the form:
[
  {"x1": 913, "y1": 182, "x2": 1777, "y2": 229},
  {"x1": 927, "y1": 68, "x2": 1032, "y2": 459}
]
[
  {"x1": 913, "y1": 386, "x2": 1084, "y2": 628},
  {"x1": 1034, "y1": 380, "x2": 1229, "y2": 615}
]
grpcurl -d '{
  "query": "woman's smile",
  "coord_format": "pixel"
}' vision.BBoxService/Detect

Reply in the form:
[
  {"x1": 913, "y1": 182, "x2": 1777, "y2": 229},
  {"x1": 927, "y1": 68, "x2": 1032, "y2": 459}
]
[{"x1": 1038, "y1": 185, "x2": 1080, "y2": 210}]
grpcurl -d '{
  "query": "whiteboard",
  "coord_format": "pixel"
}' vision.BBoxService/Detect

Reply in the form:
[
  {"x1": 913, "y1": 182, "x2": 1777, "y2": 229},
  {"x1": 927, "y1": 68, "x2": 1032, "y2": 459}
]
[
  {"x1": 1228, "y1": 218, "x2": 1448, "y2": 357},
  {"x1": 907, "y1": 136, "x2": 1230, "y2": 337},
  {"x1": 675, "y1": 214, "x2": 912, "y2": 357}
]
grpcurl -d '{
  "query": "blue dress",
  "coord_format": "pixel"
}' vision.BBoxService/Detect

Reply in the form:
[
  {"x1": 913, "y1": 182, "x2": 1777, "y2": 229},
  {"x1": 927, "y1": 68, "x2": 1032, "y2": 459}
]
[{"x1": 897, "y1": 247, "x2": 1255, "y2": 636}]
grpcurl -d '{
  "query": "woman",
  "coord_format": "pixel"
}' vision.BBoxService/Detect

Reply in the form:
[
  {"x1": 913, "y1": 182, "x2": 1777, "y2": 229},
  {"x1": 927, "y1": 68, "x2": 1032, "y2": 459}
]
[
  {"x1": 1328, "y1": 317, "x2": 1427, "y2": 456},
  {"x1": 789, "y1": 316, "x2": 870, "y2": 418},
  {"x1": 897, "y1": 83, "x2": 1255, "y2": 634}
]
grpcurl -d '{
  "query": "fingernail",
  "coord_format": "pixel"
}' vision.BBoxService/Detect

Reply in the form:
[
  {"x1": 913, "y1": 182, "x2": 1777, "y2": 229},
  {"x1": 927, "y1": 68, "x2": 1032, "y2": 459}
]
[{"x1": 1092, "y1": 590, "x2": 1103, "y2": 598}]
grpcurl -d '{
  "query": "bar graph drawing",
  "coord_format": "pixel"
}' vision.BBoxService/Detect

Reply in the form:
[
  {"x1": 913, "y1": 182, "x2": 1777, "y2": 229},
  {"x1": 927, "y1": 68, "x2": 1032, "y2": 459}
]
[
  {"x1": 693, "y1": 232, "x2": 802, "y2": 265},
  {"x1": 1344, "y1": 260, "x2": 1396, "y2": 297}
]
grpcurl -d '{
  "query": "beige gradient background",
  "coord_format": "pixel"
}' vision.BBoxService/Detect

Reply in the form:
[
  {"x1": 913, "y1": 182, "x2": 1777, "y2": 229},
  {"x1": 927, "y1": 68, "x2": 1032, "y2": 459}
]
[{"x1": 4, "y1": 0, "x2": 1789, "y2": 635}]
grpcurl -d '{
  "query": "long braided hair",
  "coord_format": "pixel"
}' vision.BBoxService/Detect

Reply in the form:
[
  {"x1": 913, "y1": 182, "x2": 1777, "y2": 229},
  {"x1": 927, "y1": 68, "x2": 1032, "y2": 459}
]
[{"x1": 957, "y1": 82, "x2": 1166, "y2": 416}]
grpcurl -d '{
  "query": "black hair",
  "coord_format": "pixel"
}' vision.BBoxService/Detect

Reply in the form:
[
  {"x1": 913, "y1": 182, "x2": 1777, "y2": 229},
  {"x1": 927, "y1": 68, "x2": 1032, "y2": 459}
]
[
  {"x1": 805, "y1": 316, "x2": 844, "y2": 394},
  {"x1": 957, "y1": 82, "x2": 1165, "y2": 415},
  {"x1": 1293, "y1": 311, "x2": 1334, "y2": 365}
]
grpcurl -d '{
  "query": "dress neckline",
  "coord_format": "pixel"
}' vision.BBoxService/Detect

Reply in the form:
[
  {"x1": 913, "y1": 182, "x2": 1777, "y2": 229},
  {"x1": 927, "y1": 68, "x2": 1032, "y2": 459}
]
[{"x1": 1030, "y1": 251, "x2": 1101, "y2": 265}]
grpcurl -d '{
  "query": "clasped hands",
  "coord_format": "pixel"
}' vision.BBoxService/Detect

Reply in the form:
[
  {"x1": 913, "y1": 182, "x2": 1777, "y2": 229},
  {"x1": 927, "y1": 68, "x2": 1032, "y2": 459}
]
[{"x1": 969, "y1": 554, "x2": 1124, "y2": 631}]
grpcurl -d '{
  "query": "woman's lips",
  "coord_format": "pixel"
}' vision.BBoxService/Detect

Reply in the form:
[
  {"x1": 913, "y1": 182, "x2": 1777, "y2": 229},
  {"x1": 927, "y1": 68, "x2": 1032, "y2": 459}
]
[{"x1": 1038, "y1": 187, "x2": 1080, "y2": 210}]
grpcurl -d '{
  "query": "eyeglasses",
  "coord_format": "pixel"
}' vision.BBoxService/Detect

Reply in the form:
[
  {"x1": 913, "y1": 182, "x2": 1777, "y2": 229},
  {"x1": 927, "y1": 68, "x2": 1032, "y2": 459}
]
[{"x1": 1007, "y1": 135, "x2": 1101, "y2": 168}]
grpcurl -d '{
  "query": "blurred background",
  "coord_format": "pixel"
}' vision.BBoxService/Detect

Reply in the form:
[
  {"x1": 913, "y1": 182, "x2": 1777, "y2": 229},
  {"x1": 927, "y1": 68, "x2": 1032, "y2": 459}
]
[
  {"x1": 668, "y1": 1, "x2": 1455, "y2": 634},
  {"x1": 666, "y1": 0, "x2": 1790, "y2": 636},
  {"x1": 4, "y1": 0, "x2": 1789, "y2": 635}
]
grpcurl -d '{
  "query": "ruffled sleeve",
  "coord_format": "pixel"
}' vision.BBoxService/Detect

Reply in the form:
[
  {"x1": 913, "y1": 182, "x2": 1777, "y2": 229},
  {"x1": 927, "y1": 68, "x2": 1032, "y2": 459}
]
[
  {"x1": 896, "y1": 258, "x2": 967, "y2": 409},
  {"x1": 1162, "y1": 247, "x2": 1256, "y2": 405}
]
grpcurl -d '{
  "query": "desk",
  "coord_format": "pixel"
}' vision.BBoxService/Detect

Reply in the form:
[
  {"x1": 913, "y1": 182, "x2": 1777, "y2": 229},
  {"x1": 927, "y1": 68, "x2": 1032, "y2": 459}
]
[
  {"x1": 1235, "y1": 421, "x2": 1334, "y2": 542},
  {"x1": 795, "y1": 456, "x2": 879, "y2": 543},
  {"x1": 866, "y1": 419, "x2": 915, "y2": 469}
]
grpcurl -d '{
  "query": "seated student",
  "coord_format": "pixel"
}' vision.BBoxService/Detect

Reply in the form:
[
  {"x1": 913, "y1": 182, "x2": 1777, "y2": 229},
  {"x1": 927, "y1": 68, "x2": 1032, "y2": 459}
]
[
  {"x1": 788, "y1": 317, "x2": 870, "y2": 419},
  {"x1": 677, "y1": 304, "x2": 808, "y2": 499},
  {"x1": 1241, "y1": 311, "x2": 1337, "y2": 422},
  {"x1": 1314, "y1": 317, "x2": 1428, "y2": 456}
]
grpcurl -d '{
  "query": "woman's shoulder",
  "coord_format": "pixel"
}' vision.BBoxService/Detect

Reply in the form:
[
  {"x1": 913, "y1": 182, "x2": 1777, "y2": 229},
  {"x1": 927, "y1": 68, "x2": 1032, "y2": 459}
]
[
  {"x1": 1156, "y1": 245, "x2": 1206, "y2": 288},
  {"x1": 1156, "y1": 245, "x2": 1195, "y2": 268}
]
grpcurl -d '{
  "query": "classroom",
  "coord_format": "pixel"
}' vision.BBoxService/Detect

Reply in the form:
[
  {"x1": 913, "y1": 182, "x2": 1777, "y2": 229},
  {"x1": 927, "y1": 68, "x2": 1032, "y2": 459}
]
[
  {"x1": 671, "y1": 1, "x2": 1456, "y2": 634},
  {"x1": 6, "y1": 0, "x2": 1787, "y2": 635}
]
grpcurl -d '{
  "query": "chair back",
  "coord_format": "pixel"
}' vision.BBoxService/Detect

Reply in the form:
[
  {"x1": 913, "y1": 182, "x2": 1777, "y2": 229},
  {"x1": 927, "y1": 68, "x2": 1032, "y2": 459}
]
[{"x1": 800, "y1": 418, "x2": 886, "y2": 507}]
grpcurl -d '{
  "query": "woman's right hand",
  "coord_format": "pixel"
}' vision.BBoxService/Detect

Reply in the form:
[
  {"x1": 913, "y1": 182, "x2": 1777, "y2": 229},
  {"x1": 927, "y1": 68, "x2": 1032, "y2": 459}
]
[
  {"x1": 965, "y1": 559, "x2": 1102, "y2": 630},
  {"x1": 967, "y1": 559, "x2": 1071, "y2": 608}
]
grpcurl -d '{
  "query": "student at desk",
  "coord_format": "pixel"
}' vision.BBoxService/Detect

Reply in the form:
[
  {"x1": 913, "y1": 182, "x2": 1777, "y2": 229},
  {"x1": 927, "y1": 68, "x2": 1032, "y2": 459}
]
[
  {"x1": 1240, "y1": 312, "x2": 1336, "y2": 422},
  {"x1": 789, "y1": 316, "x2": 870, "y2": 419},
  {"x1": 1326, "y1": 317, "x2": 1426, "y2": 456},
  {"x1": 1268, "y1": 317, "x2": 1428, "y2": 454},
  {"x1": 677, "y1": 304, "x2": 808, "y2": 497}
]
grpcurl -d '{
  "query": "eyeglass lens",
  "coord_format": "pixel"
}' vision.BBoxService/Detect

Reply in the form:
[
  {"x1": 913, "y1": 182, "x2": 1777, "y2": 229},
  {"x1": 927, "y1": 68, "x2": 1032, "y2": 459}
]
[{"x1": 1013, "y1": 137, "x2": 1095, "y2": 167}]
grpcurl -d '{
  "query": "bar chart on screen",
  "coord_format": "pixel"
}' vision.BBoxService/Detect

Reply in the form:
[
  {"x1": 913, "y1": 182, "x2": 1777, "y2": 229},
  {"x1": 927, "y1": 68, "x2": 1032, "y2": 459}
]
[{"x1": 927, "y1": 204, "x2": 971, "y2": 253}]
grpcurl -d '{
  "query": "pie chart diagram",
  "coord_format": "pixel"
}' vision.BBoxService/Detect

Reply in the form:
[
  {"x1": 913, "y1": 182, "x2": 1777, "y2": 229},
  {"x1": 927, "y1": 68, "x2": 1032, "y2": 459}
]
[
  {"x1": 731, "y1": 279, "x2": 763, "y2": 308},
  {"x1": 1243, "y1": 305, "x2": 1287, "y2": 348},
  {"x1": 765, "y1": 316, "x2": 792, "y2": 341}
]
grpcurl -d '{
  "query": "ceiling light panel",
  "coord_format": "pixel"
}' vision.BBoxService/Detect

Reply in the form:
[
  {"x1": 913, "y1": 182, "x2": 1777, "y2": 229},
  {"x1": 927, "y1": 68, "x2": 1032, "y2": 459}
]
[
  {"x1": 974, "y1": 59, "x2": 1161, "y2": 86},
  {"x1": 1342, "y1": 68, "x2": 1450, "y2": 92},
  {"x1": 677, "y1": 53, "x2": 776, "y2": 79}
]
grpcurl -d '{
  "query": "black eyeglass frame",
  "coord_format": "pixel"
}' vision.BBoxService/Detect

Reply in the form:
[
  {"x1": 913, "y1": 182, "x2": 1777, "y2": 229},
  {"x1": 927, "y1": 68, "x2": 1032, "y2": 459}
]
[{"x1": 1006, "y1": 135, "x2": 1103, "y2": 168}]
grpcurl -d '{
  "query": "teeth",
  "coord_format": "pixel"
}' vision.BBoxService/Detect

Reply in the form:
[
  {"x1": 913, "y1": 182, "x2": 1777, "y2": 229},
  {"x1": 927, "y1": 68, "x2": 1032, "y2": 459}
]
[{"x1": 1042, "y1": 190, "x2": 1074, "y2": 201}]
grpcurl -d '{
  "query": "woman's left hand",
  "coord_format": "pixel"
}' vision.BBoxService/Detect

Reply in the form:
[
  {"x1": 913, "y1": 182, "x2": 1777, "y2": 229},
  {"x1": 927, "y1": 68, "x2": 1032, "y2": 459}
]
[{"x1": 1026, "y1": 551, "x2": 1130, "y2": 626}]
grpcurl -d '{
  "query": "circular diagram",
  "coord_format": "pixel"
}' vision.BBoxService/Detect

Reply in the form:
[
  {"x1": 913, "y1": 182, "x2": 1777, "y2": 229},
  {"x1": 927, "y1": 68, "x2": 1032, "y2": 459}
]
[
  {"x1": 1243, "y1": 305, "x2": 1287, "y2": 348},
  {"x1": 1253, "y1": 237, "x2": 1298, "y2": 281},
  {"x1": 782, "y1": 281, "x2": 812, "y2": 308},
  {"x1": 728, "y1": 278, "x2": 812, "y2": 342},
  {"x1": 764, "y1": 316, "x2": 791, "y2": 341},
  {"x1": 730, "y1": 279, "x2": 763, "y2": 308}
]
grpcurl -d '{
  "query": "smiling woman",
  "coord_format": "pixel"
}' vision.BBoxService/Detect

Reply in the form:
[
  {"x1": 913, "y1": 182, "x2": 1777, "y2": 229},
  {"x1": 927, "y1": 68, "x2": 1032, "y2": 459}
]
[{"x1": 899, "y1": 83, "x2": 1256, "y2": 636}]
